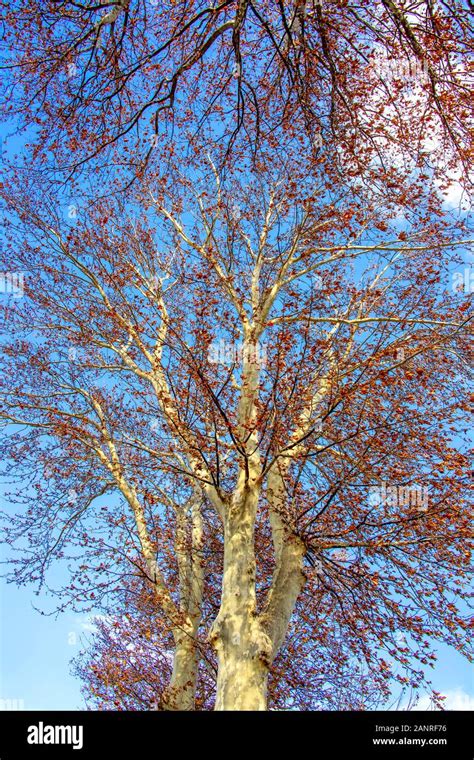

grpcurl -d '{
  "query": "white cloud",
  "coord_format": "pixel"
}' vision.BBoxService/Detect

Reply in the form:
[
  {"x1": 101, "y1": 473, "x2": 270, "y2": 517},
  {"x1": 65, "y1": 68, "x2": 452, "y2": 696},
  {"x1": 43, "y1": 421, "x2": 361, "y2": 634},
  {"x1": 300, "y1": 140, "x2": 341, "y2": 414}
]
[
  {"x1": 414, "y1": 688, "x2": 474, "y2": 711},
  {"x1": 71, "y1": 614, "x2": 111, "y2": 633}
]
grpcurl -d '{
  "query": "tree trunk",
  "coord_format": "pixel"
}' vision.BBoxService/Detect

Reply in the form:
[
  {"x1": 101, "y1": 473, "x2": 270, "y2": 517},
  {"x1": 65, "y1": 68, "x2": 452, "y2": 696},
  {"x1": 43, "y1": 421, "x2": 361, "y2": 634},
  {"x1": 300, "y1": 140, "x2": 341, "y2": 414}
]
[
  {"x1": 209, "y1": 487, "x2": 272, "y2": 711},
  {"x1": 214, "y1": 638, "x2": 269, "y2": 710},
  {"x1": 160, "y1": 631, "x2": 199, "y2": 711},
  {"x1": 160, "y1": 494, "x2": 205, "y2": 710}
]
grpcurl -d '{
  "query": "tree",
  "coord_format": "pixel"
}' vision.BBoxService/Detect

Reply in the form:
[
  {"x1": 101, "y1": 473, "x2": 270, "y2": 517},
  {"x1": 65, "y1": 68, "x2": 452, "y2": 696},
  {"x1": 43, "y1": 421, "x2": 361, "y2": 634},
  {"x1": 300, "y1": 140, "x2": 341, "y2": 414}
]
[
  {"x1": 1, "y1": 0, "x2": 472, "y2": 188},
  {"x1": 1, "y1": 0, "x2": 472, "y2": 713},
  {"x1": 1, "y1": 145, "x2": 472, "y2": 709}
]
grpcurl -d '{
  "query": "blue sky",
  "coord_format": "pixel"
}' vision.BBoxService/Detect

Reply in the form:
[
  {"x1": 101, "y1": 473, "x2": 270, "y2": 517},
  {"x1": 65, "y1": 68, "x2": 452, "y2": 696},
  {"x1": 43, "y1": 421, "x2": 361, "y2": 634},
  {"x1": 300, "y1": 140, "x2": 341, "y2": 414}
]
[{"x1": 0, "y1": 570, "x2": 85, "y2": 710}]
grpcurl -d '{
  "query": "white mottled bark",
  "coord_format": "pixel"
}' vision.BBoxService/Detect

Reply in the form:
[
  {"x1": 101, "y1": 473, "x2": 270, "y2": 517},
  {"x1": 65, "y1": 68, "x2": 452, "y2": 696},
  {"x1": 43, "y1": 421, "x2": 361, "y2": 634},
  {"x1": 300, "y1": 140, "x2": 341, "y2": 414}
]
[
  {"x1": 161, "y1": 495, "x2": 204, "y2": 710},
  {"x1": 160, "y1": 630, "x2": 199, "y2": 711},
  {"x1": 209, "y1": 500, "x2": 272, "y2": 710},
  {"x1": 208, "y1": 321, "x2": 274, "y2": 710},
  {"x1": 213, "y1": 642, "x2": 269, "y2": 710}
]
